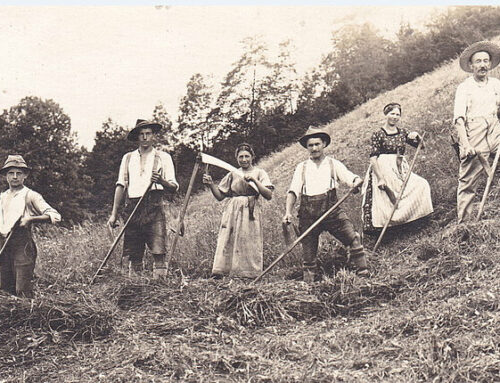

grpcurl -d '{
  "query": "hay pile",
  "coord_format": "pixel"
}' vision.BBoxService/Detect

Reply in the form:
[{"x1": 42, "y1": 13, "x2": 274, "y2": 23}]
[
  {"x1": 108, "y1": 275, "x2": 401, "y2": 330},
  {"x1": 0, "y1": 282, "x2": 117, "y2": 371},
  {"x1": 0, "y1": 290, "x2": 115, "y2": 342}
]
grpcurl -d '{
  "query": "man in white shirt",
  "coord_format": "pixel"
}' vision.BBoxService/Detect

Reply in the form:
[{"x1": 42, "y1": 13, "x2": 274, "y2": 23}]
[
  {"x1": 108, "y1": 119, "x2": 179, "y2": 279},
  {"x1": 454, "y1": 41, "x2": 500, "y2": 222},
  {"x1": 283, "y1": 126, "x2": 367, "y2": 282},
  {"x1": 0, "y1": 155, "x2": 61, "y2": 298}
]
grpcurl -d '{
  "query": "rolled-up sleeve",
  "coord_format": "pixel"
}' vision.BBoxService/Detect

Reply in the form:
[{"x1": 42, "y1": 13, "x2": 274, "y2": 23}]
[
  {"x1": 116, "y1": 154, "x2": 127, "y2": 188},
  {"x1": 333, "y1": 159, "x2": 360, "y2": 187},
  {"x1": 160, "y1": 152, "x2": 179, "y2": 191},
  {"x1": 454, "y1": 82, "x2": 467, "y2": 124},
  {"x1": 258, "y1": 169, "x2": 274, "y2": 190},
  {"x1": 403, "y1": 129, "x2": 420, "y2": 148},
  {"x1": 27, "y1": 191, "x2": 61, "y2": 224},
  {"x1": 288, "y1": 163, "x2": 304, "y2": 197},
  {"x1": 218, "y1": 172, "x2": 232, "y2": 195}
]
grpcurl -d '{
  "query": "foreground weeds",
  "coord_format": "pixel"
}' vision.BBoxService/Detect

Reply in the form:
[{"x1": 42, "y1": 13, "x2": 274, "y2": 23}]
[
  {"x1": 2, "y1": 56, "x2": 500, "y2": 381},
  {"x1": 1, "y1": 218, "x2": 499, "y2": 382}
]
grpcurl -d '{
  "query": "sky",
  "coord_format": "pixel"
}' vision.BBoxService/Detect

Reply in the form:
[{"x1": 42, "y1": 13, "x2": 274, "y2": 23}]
[{"x1": 0, "y1": 5, "x2": 447, "y2": 148}]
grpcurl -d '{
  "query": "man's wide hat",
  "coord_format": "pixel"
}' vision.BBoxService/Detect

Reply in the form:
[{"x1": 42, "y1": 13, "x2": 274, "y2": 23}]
[
  {"x1": 0, "y1": 155, "x2": 31, "y2": 174},
  {"x1": 459, "y1": 40, "x2": 500, "y2": 73},
  {"x1": 127, "y1": 119, "x2": 163, "y2": 142},
  {"x1": 299, "y1": 126, "x2": 331, "y2": 148}
]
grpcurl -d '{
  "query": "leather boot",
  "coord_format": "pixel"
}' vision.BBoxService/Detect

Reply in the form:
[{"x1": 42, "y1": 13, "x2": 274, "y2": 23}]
[{"x1": 349, "y1": 246, "x2": 369, "y2": 276}]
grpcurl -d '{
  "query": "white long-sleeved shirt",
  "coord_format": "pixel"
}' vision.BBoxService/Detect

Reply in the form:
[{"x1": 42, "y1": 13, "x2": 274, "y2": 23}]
[
  {"x1": 116, "y1": 148, "x2": 179, "y2": 198},
  {"x1": 288, "y1": 156, "x2": 360, "y2": 197},
  {"x1": 453, "y1": 76, "x2": 500, "y2": 123},
  {"x1": 0, "y1": 186, "x2": 61, "y2": 236}
]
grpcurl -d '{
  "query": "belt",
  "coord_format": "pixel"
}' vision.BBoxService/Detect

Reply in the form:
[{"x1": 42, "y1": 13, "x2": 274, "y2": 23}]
[{"x1": 301, "y1": 190, "x2": 335, "y2": 201}]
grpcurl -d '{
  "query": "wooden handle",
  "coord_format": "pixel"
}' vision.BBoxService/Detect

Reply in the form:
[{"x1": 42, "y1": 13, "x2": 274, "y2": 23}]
[
  {"x1": 253, "y1": 186, "x2": 357, "y2": 283},
  {"x1": 373, "y1": 132, "x2": 426, "y2": 253},
  {"x1": 166, "y1": 160, "x2": 200, "y2": 274},
  {"x1": 476, "y1": 147, "x2": 500, "y2": 221},
  {"x1": 90, "y1": 183, "x2": 152, "y2": 285}
]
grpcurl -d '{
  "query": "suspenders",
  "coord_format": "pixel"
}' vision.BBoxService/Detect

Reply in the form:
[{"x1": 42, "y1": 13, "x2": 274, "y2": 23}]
[
  {"x1": 123, "y1": 150, "x2": 161, "y2": 190},
  {"x1": 301, "y1": 157, "x2": 337, "y2": 195}
]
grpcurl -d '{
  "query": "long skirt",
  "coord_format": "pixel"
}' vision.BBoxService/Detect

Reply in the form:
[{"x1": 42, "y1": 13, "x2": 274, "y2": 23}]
[
  {"x1": 362, "y1": 154, "x2": 433, "y2": 232},
  {"x1": 212, "y1": 196, "x2": 263, "y2": 278}
]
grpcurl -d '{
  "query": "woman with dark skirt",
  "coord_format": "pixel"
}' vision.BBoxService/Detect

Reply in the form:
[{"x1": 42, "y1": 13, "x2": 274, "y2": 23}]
[{"x1": 362, "y1": 103, "x2": 433, "y2": 233}]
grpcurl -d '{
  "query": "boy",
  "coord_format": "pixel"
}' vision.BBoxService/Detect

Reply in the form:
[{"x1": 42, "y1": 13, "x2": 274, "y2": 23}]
[{"x1": 0, "y1": 155, "x2": 61, "y2": 297}]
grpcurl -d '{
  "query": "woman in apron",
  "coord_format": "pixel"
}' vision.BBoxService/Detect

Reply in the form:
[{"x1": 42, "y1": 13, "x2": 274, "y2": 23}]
[
  {"x1": 362, "y1": 103, "x2": 433, "y2": 233},
  {"x1": 203, "y1": 143, "x2": 274, "y2": 278}
]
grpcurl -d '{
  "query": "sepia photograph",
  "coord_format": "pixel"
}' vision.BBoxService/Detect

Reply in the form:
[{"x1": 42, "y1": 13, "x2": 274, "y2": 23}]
[{"x1": 0, "y1": 2, "x2": 499, "y2": 382}]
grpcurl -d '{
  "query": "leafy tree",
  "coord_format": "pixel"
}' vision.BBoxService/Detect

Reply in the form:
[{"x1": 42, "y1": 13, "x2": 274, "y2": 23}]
[
  {"x1": 84, "y1": 118, "x2": 136, "y2": 211},
  {"x1": 216, "y1": 36, "x2": 272, "y2": 138},
  {"x1": 387, "y1": 7, "x2": 500, "y2": 88},
  {"x1": 0, "y1": 96, "x2": 90, "y2": 223},
  {"x1": 326, "y1": 23, "x2": 393, "y2": 106},
  {"x1": 151, "y1": 103, "x2": 175, "y2": 149},
  {"x1": 177, "y1": 73, "x2": 214, "y2": 150},
  {"x1": 260, "y1": 39, "x2": 299, "y2": 114}
]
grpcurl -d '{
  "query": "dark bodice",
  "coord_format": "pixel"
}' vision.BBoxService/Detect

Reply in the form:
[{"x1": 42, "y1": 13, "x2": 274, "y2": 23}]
[{"x1": 369, "y1": 127, "x2": 419, "y2": 157}]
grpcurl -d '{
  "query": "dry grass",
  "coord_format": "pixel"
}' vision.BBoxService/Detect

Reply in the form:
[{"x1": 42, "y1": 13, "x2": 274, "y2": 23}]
[{"x1": 2, "y1": 42, "x2": 500, "y2": 381}]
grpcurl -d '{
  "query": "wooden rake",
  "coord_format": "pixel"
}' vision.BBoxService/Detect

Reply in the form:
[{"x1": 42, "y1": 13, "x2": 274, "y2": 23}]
[
  {"x1": 476, "y1": 147, "x2": 500, "y2": 221},
  {"x1": 253, "y1": 184, "x2": 360, "y2": 284},
  {"x1": 372, "y1": 132, "x2": 426, "y2": 253}
]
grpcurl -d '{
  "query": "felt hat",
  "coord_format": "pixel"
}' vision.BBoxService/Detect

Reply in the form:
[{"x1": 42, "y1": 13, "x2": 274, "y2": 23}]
[
  {"x1": 0, "y1": 155, "x2": 31, "y2": 174},
  {"x1": 299, "y1": 126, "x2": 331, "y2": 148},
  {"x1": 127, "y1": 119, "x2": 163, "y2": 141},
  {"x1": 459, "y1": 40, "x2": 500, "y2": 73}
]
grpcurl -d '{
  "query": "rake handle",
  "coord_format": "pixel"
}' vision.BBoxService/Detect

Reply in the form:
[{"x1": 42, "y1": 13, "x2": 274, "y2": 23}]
[
  {"x1": 476, "y1": 145, "x2": 500, "y2": 221},
  {"x1": 90, "y1": 183, "x2": 152, "y2": 285},
  {"x1": 372, "y1": 132, "x2": 426, "y2": 253},
  {"x1": 166, "y1": 159, "x2": 200, "y2": 274},
  {"x1": 253, "y1": 185, "x2": 359, "y2": 283}
]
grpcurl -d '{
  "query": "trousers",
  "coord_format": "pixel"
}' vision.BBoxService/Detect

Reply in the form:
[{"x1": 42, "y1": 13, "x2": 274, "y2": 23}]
[
  {"x1": 298, "y1": 189, "x2": 357, "y2": 267},
  {"x1": 457, "y1": 117, "x2": 500, "y2": 222},
  {"x1": 0, "y1": 227, "x2": 37, "y2": 298},
  {"x1": 123, "y1": 191, "x2": 167, "y2": 264}
]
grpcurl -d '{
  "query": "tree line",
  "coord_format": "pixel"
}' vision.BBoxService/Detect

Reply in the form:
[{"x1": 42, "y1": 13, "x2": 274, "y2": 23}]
[{"x1": 1, "y1": 6, "x2": 499, "y2": 224}]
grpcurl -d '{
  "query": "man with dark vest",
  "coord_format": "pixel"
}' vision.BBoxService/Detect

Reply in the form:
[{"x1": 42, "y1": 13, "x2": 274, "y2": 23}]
[
  {"x1": 108, "y1": 119, "x2": 178, "y2": 279},
  {"x1": 283, "y1": 126, "x2": 368, "y2": 282},
  {"x1": 0, "y1": 155, "x2": 61, "y2": 297},
  {"x1": 454, "y1": 41, "x2": 500, "y2": 222}
]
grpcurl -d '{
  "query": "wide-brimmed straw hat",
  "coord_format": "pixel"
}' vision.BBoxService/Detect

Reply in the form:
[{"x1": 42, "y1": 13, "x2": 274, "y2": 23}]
[
  {"x1": 299, "y1": 126, "x2": 331, "y2": 148},
  {"x1": 127, "y1": 119, "x2": 163, "y2": 141},
  {"x1": 0, "y1": 155, "x2": 31, "y2": 175},
  {"x1": 459, "y1": 41, "x2": 500, "y2": 73}
]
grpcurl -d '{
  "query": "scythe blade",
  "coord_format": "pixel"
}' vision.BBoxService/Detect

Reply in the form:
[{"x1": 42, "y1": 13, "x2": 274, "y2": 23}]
[{"x1": 200, "y1": 152, "x2": 258, "y2": 192}]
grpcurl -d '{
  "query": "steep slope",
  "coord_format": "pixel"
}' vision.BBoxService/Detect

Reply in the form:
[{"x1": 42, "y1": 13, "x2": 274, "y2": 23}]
[
  {"x1": 3, "y1": 41, "x2": 500, "y2": 382},
  {"x1": 178, "y1": 47, "x2": 500, "y2": 272}
]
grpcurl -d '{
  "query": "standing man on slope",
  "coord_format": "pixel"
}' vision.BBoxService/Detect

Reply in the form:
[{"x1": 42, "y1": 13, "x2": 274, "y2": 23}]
[
  {"x1": 108, "y1": 119, "x2": 179, "y2": 279},
  {"x1": 454, "y1": 41, "x2": 500, "y2": 223},
  {"x1": 0, "y1": 155, "x2": 61, "y2": 298},
  {"x1": 283, "y1": 126, "x2": 368, "y2": 282}
]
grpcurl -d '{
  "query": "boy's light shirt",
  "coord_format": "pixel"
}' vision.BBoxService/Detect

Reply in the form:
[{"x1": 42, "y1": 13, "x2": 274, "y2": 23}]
[{"x1": 0, "y1": 186, "x2": 61, "y2": 236}]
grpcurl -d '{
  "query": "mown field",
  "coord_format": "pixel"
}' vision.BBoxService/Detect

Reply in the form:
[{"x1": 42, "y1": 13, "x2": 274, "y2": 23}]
[{"x1": 1, "y1": 46, "x2": 500, "y2": 382}]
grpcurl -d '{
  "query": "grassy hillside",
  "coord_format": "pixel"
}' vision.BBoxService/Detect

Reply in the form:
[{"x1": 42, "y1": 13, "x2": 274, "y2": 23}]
[
  {"x1": 177, "y1": 49, "x2": 499, "y2": 273},
  {"x1": 2, "y1": 44, "x2": 500, "y2": 382}
]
